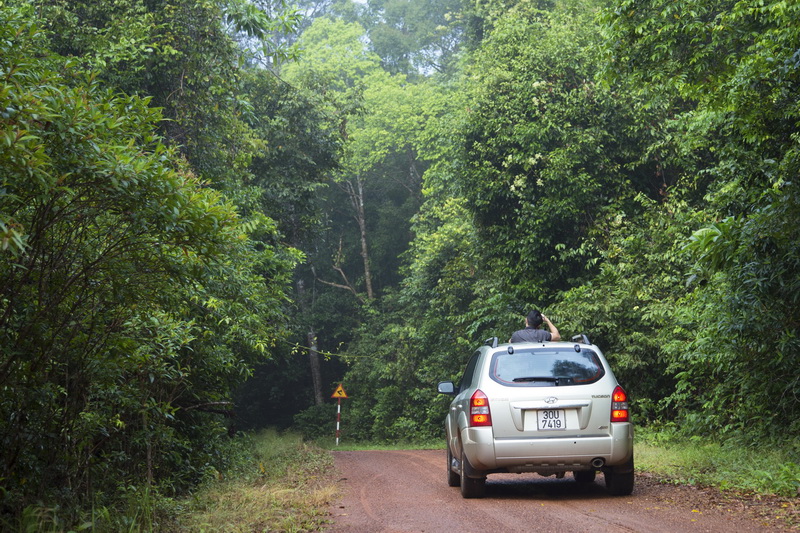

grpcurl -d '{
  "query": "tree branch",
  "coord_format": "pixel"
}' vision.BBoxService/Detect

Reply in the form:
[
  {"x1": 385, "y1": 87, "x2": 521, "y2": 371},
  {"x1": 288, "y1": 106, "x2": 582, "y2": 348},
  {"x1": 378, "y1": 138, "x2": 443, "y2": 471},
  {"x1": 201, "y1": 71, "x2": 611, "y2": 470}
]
[{"x1": 180, "y1": 401, "x2": 233, "y2": 412}]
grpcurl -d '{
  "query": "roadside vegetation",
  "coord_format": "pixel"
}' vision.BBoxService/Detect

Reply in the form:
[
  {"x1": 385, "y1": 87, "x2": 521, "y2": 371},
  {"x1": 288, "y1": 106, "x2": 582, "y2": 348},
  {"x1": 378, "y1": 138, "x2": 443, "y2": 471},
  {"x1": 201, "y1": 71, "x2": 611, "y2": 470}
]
[
  {"x1": 5, "y1": 430, "x2": 335, "y2": 532},
  {"x1": 175, "y1": 430, "x2": 335, "y2": 533},
  {"x1": 636, "y1": 428, "x2": 800, "y2": 499},
  {"x1": 2, "y1": 0, "x2": 799, "y2": 529}
]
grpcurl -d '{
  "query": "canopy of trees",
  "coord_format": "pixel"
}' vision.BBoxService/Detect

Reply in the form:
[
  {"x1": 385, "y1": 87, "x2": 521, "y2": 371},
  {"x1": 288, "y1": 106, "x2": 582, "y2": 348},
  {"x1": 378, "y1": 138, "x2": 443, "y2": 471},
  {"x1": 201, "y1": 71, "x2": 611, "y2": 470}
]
[
  {"x1": 335, "y1": 0, "x2": 800, "y2": 446},
  {"x1": 1, "y1": 0, "x2": 798, "y2": 525}
]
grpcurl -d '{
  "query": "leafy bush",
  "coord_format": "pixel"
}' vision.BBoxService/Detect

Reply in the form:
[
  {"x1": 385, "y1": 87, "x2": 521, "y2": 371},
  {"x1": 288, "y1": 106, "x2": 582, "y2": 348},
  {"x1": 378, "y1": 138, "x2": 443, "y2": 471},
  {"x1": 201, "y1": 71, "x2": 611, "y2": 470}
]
[
  {"x1": 294, "y1": 404, "x2": 337, "y2": 440},
  {"x1": 636, "y1": 427, "x2": 800, "y2": 497}
]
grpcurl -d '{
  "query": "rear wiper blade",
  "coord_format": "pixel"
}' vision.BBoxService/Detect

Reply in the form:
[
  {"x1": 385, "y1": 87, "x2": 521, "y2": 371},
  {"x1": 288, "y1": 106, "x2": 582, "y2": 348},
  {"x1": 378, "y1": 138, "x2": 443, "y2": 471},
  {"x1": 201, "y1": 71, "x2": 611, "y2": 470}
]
[{"x1": 513, "y1": 376, "x2": 559, "y2": 383}]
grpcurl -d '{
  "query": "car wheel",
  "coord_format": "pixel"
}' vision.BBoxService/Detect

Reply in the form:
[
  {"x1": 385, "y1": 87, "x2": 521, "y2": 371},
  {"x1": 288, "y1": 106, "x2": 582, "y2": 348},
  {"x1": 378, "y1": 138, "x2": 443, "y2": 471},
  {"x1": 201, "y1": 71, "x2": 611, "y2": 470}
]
[
  {"x1": 573, "y1": 469, "x2": 596, "y2": 483},
  {"x1": 459, "y1": 445, "x2": 486, "y2": 498},
  {"x1": 605, "y1": 456, "x2": 634, "y2": 496},
  {"x1": 446, "y1": 444, "x2": 460, "y2": 487}
]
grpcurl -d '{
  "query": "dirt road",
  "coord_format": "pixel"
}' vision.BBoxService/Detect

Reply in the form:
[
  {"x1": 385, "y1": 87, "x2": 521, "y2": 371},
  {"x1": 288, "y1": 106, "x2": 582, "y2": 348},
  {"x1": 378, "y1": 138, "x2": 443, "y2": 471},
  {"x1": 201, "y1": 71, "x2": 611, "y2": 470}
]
[{"x1": 328, "y1": 449, "x2": 796, "y2": 532}]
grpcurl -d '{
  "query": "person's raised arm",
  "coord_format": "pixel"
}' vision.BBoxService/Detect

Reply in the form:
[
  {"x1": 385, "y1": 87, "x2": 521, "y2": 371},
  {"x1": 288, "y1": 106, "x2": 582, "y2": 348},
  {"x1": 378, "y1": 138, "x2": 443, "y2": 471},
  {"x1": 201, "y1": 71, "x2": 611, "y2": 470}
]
[{"x1": 541, "y1": 314, "x2": 561, "y2": 342}]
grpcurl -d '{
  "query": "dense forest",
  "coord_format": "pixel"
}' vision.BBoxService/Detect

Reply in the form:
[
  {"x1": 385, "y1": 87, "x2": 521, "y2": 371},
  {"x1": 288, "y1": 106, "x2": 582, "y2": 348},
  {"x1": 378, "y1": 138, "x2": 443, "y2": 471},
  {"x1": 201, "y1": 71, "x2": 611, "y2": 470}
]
[{"x1": 1, "y1": 0, "x2": 798, "y2": 524}]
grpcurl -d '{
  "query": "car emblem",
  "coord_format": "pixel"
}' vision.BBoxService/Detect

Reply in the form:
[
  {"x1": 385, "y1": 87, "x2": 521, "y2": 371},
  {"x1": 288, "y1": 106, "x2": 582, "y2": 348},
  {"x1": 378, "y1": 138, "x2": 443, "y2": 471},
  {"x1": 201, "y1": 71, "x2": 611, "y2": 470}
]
[{"x1": 545, "y1": 396, "x2": 558, "y2": 404}]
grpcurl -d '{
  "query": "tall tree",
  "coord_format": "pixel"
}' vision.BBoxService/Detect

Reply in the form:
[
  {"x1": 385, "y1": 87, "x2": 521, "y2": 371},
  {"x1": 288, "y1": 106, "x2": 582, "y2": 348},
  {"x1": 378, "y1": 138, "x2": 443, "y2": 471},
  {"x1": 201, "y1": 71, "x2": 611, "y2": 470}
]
[
  {"x1": 361, "y1": 0, "x2": 467, "y2": 75},
  {"x1": 282, "y1": 17, "x2": 431, "y2": 300}
]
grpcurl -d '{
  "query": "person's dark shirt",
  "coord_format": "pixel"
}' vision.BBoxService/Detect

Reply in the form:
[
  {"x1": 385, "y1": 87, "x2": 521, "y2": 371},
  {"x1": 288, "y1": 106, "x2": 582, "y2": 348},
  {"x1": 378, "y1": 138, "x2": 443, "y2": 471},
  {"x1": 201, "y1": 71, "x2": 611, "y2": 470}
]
[{"x1": 509, "y1": 326, "x2": 552, "y2": 343}]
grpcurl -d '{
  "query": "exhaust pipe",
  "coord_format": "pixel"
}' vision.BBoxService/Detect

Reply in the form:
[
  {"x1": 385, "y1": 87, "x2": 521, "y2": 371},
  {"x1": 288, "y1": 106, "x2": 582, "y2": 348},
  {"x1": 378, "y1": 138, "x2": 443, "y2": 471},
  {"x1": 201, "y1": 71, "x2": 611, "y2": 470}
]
[{"x1": 591, "y1": 457, "x2": 605, "y2": 468}]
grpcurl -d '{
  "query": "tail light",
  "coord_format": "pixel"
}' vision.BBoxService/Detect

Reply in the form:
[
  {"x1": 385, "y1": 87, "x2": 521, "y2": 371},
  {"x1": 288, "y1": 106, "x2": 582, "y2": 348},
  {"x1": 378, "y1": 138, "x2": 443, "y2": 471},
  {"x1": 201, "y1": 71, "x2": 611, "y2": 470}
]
[
  {"x1": 469, "y1": 390, "x2": 492, "y2": 427},
  {"x1": 611, "y1": 385, "x2": 629, "y2": 422}
]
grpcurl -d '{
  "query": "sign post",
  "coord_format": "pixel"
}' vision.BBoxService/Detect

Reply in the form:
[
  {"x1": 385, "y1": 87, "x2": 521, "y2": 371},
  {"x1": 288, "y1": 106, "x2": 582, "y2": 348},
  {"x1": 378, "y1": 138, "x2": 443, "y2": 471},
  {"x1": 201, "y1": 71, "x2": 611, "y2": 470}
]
[{"x1": 331, "y1": 384, "x2": 348, "y2": 446}]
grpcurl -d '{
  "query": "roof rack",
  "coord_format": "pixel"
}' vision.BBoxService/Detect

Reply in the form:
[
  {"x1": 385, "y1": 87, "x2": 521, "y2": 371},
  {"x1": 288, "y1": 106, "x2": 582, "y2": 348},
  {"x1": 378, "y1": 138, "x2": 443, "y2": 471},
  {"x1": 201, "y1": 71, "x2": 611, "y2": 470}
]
[
  {"x1": 571, "y1": 333, "x2": 591, "y2": 345},
  {"x1": 484, "y1": 337, "x2": 499, "y2": 348}
]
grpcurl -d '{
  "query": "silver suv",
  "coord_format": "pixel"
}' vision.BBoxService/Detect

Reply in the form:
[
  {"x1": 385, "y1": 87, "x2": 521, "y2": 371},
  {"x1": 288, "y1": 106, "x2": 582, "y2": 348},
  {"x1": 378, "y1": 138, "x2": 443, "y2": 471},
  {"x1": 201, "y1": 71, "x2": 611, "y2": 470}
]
[{"x1": 437, "y1": 336, "x2": 634, "y2": 498}]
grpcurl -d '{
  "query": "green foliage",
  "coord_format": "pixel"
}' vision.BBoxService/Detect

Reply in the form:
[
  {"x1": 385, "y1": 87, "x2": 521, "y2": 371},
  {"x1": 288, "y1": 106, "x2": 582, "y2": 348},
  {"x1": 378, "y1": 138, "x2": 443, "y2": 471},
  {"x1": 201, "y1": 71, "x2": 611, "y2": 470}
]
[
  {"x1": 278, "y1": 13, "x2": 440, "y2": 325},
  {"x1": 35, "y1": 0, "x2": 280, "y2": 194},
  {"x1": 341, "y1": 307, "x2": 459, "y2": 442},
  {"x1": 293, "y1": 403, "x2": 338, "y2": 440},
  {"x1": 665, "y1": 184, "x2": 800, "y2": 439},
  {"x1": 334, "y1": 0, "x2": 800, "y2": 450},
  {"x1": 555, "y1": 194, "x2": 709, "y2": 412},
  {"x1": 243, "y1": 69, "x2": 340, "y2": 243},
  {"x1": 636, "y1": 427, "x2": 800, "y2": 498},
  {"x1": 362, "y1": 0, "x2": 467, "y2": 76},
  {"x1": 223, "y1": 0, "x2": 303, "y2": 63},
  {"x1": 458, "y1": 0, "x2": 667, "y2": 304},
  {"x1": 7, "y1": 430, "x2": 336, "y2": 531},
  {"x1": 5, "y1": 0, "x2": 800, "y2": 521},
  {"x1": 601, "y1": 0, "x2": 800, "y2": 440},
  {"x1": 282, "y1": 16, "x2": 382, "y2": 96},
  {"x1": 0, "y1": 2, "x2": 299, "y2": 524},
  {"x1": 176, "y1": 430, "x2": 335, "y2": 532}
]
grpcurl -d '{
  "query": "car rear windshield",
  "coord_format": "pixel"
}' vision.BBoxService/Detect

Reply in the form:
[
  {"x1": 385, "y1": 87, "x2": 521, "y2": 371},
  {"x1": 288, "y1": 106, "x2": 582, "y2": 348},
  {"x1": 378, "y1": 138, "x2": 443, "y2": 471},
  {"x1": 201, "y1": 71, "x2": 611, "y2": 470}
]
[{"x1": 490, "y1": 348, "x2": 605, "y2": 386}]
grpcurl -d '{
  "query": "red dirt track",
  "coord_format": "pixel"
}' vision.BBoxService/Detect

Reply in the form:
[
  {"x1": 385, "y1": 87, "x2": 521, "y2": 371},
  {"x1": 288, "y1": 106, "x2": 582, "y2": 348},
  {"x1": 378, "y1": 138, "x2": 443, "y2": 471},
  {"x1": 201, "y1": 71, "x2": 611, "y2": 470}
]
[{"x1": 327, "y1": 449, "x2": 797, "y2": 533}]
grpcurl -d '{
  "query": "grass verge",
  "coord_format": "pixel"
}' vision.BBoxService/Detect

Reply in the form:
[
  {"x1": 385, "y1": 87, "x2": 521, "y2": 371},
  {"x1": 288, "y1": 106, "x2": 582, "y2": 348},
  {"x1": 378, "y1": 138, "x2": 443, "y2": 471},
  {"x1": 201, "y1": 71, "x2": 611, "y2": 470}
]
[
  {"x1": 635, "y1": 427, "x2": 800, "y2": 497},
  {"x1": 315, "y1": 436, "x2": 445, "y2": 451},
  {"x1": 175, "y1": 429, "x2": 337, "y2": 532}
]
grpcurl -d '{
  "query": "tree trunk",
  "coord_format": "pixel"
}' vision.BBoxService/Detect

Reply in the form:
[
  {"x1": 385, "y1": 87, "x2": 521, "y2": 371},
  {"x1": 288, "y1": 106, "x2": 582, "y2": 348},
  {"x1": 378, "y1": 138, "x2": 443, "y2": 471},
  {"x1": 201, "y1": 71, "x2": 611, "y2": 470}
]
[
  {"x1": 307, "y1": 327, "x2": 324, "y2": 406},
  {"x1": 296, "y1": 279, "x2": 324, "y2": 405},
  {"x1": 346, "y1": 175, "x2": 374, "y2": 300}
]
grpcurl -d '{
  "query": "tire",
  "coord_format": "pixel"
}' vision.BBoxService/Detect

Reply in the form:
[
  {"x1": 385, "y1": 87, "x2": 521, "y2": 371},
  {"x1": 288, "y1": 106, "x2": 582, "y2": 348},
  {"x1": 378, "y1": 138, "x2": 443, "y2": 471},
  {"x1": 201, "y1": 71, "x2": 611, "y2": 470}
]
[
  {"x1": 574, "y1": 469, "x2": 596, "y2": 483},
  {"x1": 605, "y1": 456, "x2": 634, "y2": 496},
  {"x1": 459, "y1": 445, "x2": 486, "y2": 498},
  {"x1": 446, "y1": 444, "x2": 460, "y2": 487}
]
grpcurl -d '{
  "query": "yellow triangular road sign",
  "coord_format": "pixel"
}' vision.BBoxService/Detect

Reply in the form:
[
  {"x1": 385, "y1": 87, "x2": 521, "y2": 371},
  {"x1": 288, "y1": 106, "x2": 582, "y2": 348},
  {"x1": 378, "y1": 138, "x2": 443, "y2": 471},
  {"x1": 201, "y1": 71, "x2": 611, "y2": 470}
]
[{"x1": 331, "y1": 384, "x2": 348, "y2": 399}]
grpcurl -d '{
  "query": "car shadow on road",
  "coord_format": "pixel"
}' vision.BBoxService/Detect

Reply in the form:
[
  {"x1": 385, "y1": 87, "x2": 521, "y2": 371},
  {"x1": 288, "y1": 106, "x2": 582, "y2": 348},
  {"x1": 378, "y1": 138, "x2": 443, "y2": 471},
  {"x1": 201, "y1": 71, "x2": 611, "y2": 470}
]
[{"x1": 482, "y1": 473, "x2": 618, "y2": 501}]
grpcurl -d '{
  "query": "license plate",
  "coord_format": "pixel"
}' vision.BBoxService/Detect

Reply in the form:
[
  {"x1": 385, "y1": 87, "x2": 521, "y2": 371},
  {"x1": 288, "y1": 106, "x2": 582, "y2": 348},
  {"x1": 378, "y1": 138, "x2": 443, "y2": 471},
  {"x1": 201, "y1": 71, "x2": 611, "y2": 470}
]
[{"x1": 537, "y1": 409, "x2": 566, "y2": 430}]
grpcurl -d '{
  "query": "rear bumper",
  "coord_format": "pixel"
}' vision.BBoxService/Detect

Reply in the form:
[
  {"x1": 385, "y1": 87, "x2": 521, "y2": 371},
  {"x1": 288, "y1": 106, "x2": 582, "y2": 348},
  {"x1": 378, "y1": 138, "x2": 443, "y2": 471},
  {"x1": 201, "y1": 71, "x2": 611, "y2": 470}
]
[{"x1": 462, "y1": 422, "x2": 633, "y2": 472}]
